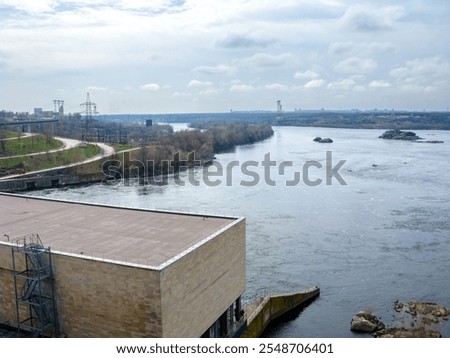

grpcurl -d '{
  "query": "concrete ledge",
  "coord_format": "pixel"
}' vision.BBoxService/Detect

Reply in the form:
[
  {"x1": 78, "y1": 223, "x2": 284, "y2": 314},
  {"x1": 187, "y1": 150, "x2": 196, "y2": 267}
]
[
  {"x1": 241, "y1": 286, "x2": 320, "y2": 338},
  {"x1": 0, "y1": 173, "x2": 105, "y2": 192}
]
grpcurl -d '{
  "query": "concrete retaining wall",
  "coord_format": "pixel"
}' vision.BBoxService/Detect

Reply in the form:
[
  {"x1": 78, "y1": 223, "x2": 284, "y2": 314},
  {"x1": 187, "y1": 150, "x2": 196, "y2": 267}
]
[
  {"x1": 241, "y1": 287, "x2": 320, "y2": 338},
  {"x1": 0, "y1": 173, "x2": 105, "y2": 192}
]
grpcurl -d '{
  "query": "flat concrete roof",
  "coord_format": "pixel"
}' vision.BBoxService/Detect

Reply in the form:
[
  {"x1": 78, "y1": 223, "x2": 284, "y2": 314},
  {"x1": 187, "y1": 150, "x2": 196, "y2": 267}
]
[{"x1": 0, "y1": 193, "x2": 240, "y2": 268}]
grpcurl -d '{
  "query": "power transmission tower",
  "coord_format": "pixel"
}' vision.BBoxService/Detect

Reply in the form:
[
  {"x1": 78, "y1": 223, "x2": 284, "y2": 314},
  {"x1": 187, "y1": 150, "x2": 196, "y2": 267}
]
[
  {"x1": 53, "y1": 100, "x2": 64, "y2": 118},
  {"x1": 276, "y1": 100, "x2": 283, "y2": 122},
  {"x1": 277, "y1": 100, "x2": 282, "y2": 114},
  {"x1": 80, "y1": 92, "x2": 99, "y2": 141}
]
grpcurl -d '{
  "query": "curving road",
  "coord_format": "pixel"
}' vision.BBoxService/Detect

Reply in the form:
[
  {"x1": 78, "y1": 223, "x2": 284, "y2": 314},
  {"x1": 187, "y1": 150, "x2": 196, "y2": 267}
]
[
  {"x1": 0, "y1": 137, "x2": 115, "y2": 180},
  {"x1": 1, "y1": 136, "x2": 84, "y2": 159},
  {"x1": 0, "y1": 132, "x2": 35, "y2": 141}
]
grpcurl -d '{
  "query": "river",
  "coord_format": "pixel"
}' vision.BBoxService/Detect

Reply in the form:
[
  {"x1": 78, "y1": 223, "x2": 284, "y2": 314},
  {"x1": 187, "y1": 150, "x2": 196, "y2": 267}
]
[{"x1": 29, "y1": 125, "x2": 450, "y2": 337}]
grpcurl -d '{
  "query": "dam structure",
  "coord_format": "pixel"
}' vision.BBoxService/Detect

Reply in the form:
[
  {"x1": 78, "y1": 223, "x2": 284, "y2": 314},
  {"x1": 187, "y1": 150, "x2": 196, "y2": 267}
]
[{"x1": 0, "y1": 193, "x2": 246, "y2": 337}]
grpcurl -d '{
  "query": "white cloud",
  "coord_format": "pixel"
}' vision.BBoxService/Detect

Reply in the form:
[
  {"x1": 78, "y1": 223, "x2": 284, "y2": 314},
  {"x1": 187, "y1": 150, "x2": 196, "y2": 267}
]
[
  {"x1": 329, "y1": 41, "x2": 395, "y2": 55},
  {"x1": 140, "y1": 83, "x2": 160, "y2": 91},
  {"x1": 0, "y1": 0, "x2": 56, "y2": 14},
  {"x1": 172, "y1": 91, "x2": 191, "y2": 97},
  {"x1": 118, "y1": 0, "x2": 186, "y2": 12},
  {"x1": 229, "y1": 84, "x2": 256, "y2": 93},
  {"x1": 335, "y1": 57, "x2": 377, "y2": 74},
  {"x1": 327, "y1": 79, "x2": 357, "y2": 90},
  {"x1": 328, "y1": 42, "x2": 354, "y2": 55},
  {"x1": 86, "y1": 86, "x2": 110, "y2": 92},
  {"x1": 390, "y1": 67, "x2": 409, "y2": 79},
  {"x1": 192, "y1": 64, "x2": 233, "y2": 75},
  {"x1": 264, "y1": 83, "x2": 289, "y2": 91},
  {"x1": 294, "y1": 70, "x2": 320, "y2": 79},
  {"x1": 197, "y1": 88, "x2": 222, "y2": 96},
  {"x1": 390, "y1": 56, "x2": 450, "y2": 80},
  {"x1": 398, "y1": 84, "x2": 432, "y2": 93},
  {"x1": 238, "y1": 53, "x2": 294, "y2": 68},
  {"x1": 389, "y1": 56, "x2": 450, "y2": 92},
  {"x1": 187, "y1": 80, "x2": 213, "y2": 88},
  {"x1": 342, "y1": 4, "x2": 405, "y2": 32},
  {"x1": 369, "y1": 80, "x2": 391, "y2": 89},
  {"x1": 304, "y1": 79, "x2": 326, "y2": 89},
  {"x1": 186, "y1": 79, "x2": 220, "y2": 96},
  {"x1": 216, "y1": 33, "x2": 274, "y2": 49},
  {"x1": 0, "y1": 1, "x2": 448, "y2": 112}
]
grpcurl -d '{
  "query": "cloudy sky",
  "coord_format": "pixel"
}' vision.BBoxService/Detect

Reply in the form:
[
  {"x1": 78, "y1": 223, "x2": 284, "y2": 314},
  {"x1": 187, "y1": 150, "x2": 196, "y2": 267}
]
[{"x1": 0, "y1": 0, "x2": 449, "y2": 114}]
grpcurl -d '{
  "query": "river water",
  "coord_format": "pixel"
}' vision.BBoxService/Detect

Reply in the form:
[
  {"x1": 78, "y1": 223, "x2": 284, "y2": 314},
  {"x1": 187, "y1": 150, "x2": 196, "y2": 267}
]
[{"x1": 29, "y1": 125, "x2": 450, "y2": 337}]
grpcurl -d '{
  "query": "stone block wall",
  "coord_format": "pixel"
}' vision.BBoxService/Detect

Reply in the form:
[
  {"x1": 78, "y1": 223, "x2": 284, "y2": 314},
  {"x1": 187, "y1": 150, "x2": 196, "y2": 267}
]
[
  {"x1": 52, "y1": 255, "x2": 162, "y2": 337},
  {"x1": 0, "y1": 243, "x2": 162, "y2": 337},
  {"x1": 0, "y1": 243, "x2": 17, "y2": 324}
]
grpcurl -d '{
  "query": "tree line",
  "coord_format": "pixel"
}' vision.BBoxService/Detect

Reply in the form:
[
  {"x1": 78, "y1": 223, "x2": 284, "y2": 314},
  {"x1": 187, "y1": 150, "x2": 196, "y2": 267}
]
[{"x1": 102, "y1": 121, "x2": 274, "y2": 181}]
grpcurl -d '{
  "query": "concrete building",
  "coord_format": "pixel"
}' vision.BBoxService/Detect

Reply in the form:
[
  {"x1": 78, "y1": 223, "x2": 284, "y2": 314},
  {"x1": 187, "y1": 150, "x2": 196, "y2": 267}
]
[{"x1": 0, "y1": 193, "x2": 246, "y2": 337}]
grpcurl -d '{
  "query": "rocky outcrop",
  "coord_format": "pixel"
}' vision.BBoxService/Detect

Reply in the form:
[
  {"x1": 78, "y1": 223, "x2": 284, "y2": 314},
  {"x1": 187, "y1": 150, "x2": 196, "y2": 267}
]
[
  {"x1": 379, "y1": 129, "x2": 422, "y2": 140},
  {"x1": 313, "y1": 137, "x2": 333, "y2": 143},
  {"x1": 351, "y1": 311, "x2": 385, "y2": 333},
  {"x1": 351, "y1": 301, "x2": 449, "y2": 338},
  {"x1": 394, "y1": 300, "x2": 449, "y2": 321},
  {"x1": 379, "y1": 129, "x2": 444, "y2": 143}
]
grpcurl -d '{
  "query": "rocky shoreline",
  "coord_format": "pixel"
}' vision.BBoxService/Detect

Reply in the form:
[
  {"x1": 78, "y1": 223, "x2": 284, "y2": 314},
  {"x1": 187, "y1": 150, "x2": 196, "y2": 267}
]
[{"x1": 351, "y1": 301, "x2": 449, "y2": 338}]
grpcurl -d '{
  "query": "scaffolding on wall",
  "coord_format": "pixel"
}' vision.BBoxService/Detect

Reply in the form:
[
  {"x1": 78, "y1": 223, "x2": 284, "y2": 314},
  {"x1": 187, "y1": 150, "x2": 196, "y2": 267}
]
[{"x1": 11, "y1": 234, "x2": 59, "y2": 337}]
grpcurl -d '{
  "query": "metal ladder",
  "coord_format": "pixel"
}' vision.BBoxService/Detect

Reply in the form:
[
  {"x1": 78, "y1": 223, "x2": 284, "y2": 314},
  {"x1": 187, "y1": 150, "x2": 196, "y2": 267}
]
[{"x1": 12, "y1": 234, "x2": 59, "y2": 337}]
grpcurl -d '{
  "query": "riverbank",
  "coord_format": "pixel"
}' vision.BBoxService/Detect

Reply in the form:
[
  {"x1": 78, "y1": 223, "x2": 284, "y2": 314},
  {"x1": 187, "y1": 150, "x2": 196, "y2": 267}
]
[
  {"x1": 95, "y1": 111, "x2": 450, "y2": 131},
  {"x1": 351, "y1": 301, "x2": 449, "y2": 338},
  {"x1": 0, "y1": 122, "x2": 274, "y2": 192}
]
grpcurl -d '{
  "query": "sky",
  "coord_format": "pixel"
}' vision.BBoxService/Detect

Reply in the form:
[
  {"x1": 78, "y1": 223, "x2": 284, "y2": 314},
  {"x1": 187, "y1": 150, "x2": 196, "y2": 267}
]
[{"x1": 0, "y1": 0, "x2": 449, "y2": 114}]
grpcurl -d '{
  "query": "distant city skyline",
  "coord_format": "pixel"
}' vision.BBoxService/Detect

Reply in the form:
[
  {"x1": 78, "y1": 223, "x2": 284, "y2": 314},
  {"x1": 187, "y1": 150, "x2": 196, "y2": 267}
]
[{"x1": 0, "y1": 0, "x2": 449, "y2": 114}]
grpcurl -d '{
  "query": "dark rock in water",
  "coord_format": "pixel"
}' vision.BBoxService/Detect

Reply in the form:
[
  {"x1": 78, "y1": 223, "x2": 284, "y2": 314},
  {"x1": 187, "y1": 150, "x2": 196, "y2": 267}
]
[
  {"x1": 313, "y1": 137, "x2": 333, "y2": 143},
  {"x1": 379, "y1": 129, "x2": 422, "y2": 141},
  {"x1": 355, "y1": 301, "x2": 449, "y2": 338},
  {"x1": 350, "y1": 311, "x2": 385, "y2": 333},
  {"x1": 379, "y1": 129, "x2": 444, "y2": 143},
  {"x1": 406, "y1": 301, "x2": 449, "y2": 319},
  {"x1": 319, "y1": 138, "x2": 333, "y2": 143},
  {"x1": 351, "y1": 316, "x2": 377, "y2": 333}
]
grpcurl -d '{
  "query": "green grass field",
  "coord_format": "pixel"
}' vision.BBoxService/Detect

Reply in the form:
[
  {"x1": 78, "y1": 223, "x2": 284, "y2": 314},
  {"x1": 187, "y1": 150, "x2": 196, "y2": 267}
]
[
  {"x1": 0, "y1": 130, "x2": 21, "y2": 139},
  {"x1": 0, "y1": 144, "x2": 100, "y2": 175},
  {"x1": 0, "y1": 134, "x2": 62, "y2": 156}
]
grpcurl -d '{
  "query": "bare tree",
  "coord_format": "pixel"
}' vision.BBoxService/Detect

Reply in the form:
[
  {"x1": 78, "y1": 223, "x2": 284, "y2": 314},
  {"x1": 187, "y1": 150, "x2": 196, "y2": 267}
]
[{"x1": 0, "y1": 128, "x2": 6, "y2": 153}]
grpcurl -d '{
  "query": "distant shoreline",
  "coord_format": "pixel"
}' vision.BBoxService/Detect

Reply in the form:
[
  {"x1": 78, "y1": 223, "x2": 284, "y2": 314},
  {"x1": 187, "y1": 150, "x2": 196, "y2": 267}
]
[{"x1": 91, "y1": 111, "x2": 450, "y2": 131}]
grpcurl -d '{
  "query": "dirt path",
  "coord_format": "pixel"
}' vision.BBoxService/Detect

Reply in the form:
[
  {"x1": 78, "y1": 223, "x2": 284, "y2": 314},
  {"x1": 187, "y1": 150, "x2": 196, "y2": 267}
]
[
  {"x1": 0, "y1": 136, "x2": 83, "y2": 159},
  {"x1": 0, "y1": 132, "x2": 35, "y2": 141},
  {"x1": 0, "y1": 138, "x2": 115, "y2": 180}
]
